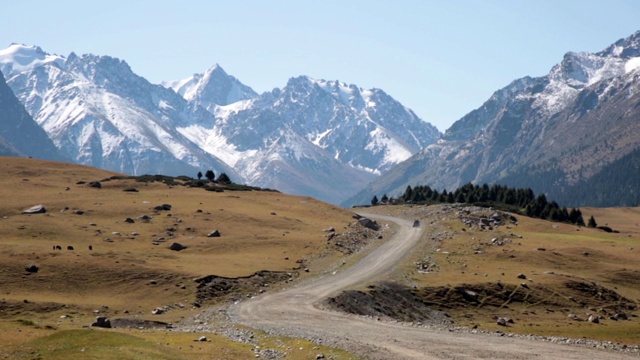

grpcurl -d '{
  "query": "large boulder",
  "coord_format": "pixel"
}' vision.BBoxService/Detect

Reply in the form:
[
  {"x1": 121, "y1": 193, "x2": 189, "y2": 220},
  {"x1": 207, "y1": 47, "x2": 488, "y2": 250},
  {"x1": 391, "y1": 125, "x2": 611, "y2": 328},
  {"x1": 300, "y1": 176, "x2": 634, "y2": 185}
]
[
  {"x1": 25, "y1": 264, "x2": 39, "y2": 273},
  {"x1": 358, "y1": 217, "x2": 380, "y2": 231},
  {"x1": 169, "y1": 242, "x2": 187, "y2": 251},
  {"x1": 91, "y1": 316, "x2": 111, "y2": 328},
  {"x1": 207, "y1": 230, "x2": 221, "y2": 238},
  {"x1": 22, "y1": 205, "x2": 46, "y2": 214}
]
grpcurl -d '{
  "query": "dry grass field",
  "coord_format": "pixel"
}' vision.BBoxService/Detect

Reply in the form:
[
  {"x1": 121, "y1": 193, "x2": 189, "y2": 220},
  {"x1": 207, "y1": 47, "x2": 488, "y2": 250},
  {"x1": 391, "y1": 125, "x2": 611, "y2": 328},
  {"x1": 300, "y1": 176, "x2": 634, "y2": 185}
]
[
  {"x1": 362, "y1": 204, "x2": 640, "y2": 345},
  {"x1": 0, "y1": 157, "x2": 360, "y2": 359},
  {"x1": 5, "y1": 156, "x2": 640, "y2": 358}
]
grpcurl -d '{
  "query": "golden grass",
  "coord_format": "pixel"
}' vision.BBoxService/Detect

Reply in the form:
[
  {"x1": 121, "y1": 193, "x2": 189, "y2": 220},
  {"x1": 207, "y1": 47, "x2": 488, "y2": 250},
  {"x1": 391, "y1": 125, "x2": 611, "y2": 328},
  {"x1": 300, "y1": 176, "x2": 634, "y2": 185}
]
[
  {"x1": 0, "y1": 157, "x2": 359, "y2": 358},
  {"x1": 365, "y1": 204, "x2": 640, "y2": 343}
]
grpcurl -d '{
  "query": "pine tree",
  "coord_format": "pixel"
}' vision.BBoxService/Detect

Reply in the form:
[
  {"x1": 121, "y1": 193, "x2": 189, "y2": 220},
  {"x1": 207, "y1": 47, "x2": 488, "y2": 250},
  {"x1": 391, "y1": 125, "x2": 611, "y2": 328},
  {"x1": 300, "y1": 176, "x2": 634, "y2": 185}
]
[
  {"x1": 217, "y1": 173, "x2": 231, "y2": 184},
  {"x1": 403, "y1": 185, "x2": 413, "y2": 200},
  {"x1": 205, "y1": 170, "x2": 215, "y2": 182},
  {"x1": 197, "y1": 171, "x2": 203, "y2": 180},
  {"x1": 371, "y1": 195, "x2": 379, "y2": 206},
  {"x1": 587, "y1": 215, "x2": 597, "y2": 228},
  {"x1": 381, "y1": 194, "x2": 389, "y2": 203}
]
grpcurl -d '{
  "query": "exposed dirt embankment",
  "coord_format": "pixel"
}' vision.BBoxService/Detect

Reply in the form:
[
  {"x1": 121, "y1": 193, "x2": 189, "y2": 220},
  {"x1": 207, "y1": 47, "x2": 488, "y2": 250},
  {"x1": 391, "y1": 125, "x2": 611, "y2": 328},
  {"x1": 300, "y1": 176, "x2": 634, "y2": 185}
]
[
  {"x1": 325, "y1": 282, "x2": 452, "y2": 324},
  {"x1": 194, "y1": 270, "x2": 298, "y2": 306},
  {"x1": 328, "y1": 278, "x2": 637, "y2": 325}
]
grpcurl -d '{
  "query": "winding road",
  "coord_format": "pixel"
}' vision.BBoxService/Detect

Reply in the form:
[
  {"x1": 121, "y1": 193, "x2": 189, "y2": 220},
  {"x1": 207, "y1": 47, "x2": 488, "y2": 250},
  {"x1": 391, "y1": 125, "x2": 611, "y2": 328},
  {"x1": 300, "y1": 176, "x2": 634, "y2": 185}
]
[{"x1": 229, "y1": 214, "x2": 637, "y2": 359}]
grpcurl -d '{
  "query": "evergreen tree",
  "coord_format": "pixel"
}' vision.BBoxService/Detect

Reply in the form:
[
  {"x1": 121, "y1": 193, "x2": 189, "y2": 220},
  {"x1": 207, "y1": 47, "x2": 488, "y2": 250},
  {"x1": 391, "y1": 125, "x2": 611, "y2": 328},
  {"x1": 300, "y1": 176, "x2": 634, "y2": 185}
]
[
  {"x1": 197, "y1": 171, "x2": 203, "y2": 180},
  {"x1": 587, "y1": 215, "x2": 597, "y2": 228},
  {"x1": 217, "y1": 172, "x2": 231, "y2": 184},
  {"x1": 205, "y1": 170, "x2": 215, "y2": 182},
  {"x1": 403, "y1": 185, "x2": 413, "y2": 200},
  {"x1": 371, "y1": 195, "x2": 379, "y2": 206},
  {"x1": 381, "y1": 194, "x2": 389, "y2": 203}
]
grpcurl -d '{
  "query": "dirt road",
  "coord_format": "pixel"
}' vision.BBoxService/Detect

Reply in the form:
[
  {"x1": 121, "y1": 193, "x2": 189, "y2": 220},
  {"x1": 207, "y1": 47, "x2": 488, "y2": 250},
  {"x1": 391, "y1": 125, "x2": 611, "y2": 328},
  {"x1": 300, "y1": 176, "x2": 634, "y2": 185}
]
[{"x1": 229, "y1": 213, "x2": 637, "y2": 359}]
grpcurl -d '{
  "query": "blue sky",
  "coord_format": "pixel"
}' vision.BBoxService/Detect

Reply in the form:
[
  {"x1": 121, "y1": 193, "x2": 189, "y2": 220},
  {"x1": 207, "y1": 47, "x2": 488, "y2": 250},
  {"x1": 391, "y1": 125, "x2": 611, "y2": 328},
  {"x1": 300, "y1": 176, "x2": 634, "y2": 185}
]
[{"x1": 3, "y1": 1, "x2": 640, "y2": 131}]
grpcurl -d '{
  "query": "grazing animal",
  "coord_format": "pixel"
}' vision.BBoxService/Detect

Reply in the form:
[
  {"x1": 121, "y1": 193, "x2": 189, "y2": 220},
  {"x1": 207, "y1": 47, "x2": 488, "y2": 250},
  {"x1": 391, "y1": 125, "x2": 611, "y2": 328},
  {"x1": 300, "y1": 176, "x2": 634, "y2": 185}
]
[
  {"x1": 88, "y1": 245, "x2": 93, "y2": 251},
  {"x1": 67, "y1": 246, "x2": 74, "y2": 251}
]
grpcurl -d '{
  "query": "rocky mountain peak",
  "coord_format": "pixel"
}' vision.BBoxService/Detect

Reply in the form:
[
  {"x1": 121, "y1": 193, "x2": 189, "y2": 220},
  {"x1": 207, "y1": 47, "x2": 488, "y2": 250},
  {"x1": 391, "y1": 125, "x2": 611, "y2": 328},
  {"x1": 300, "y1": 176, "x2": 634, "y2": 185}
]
[
  {"x1": 163, "y1": 63, "x2": 257, "y2": 110},
  {"x1": 599, "y1": 30, "x2": 640, "y2": 58}
]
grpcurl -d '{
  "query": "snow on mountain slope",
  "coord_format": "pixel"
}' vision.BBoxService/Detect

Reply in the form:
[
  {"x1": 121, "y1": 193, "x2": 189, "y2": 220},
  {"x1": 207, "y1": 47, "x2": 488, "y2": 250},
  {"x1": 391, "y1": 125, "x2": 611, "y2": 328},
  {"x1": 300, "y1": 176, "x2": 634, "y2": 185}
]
[
  {"x1": 1, "y1": 43, "x2": 440, "y2": 204},
  {"x1": 344, "y1": 30, "x2": 640, "y2": 207},
  {"x1": 0, "y1": 43, "x2": 65, "y2": 76},
  {"x1": 0, "y1": 68, "x2": 65, "y2": 160},
  {"x1": 162, "y1": 65, "x2": 258, "y2": 112},
  {"x1": 172, "y1": 74, "x2": 440, "y2": 203},
  {"x1": 0, "y1": 44, "x2": 240, "y2": 179}
]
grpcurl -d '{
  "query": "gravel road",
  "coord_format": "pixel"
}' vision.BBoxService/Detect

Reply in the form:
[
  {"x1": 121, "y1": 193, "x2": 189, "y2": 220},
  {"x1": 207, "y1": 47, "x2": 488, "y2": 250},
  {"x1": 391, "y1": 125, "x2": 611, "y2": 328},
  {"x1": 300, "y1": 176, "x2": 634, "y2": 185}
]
[{"x1": 228, "y1": 213, "x2": 638, "y2": 359}]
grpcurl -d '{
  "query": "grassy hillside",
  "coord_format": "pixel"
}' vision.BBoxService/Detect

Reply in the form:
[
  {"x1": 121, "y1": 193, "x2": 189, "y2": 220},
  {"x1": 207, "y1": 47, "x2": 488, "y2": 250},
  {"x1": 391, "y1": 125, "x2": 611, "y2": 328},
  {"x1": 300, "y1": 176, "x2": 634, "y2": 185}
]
[
  {"x1": 354, "y1": 204, "x2": 640, "y2": 344},
  {"x1": 0, "y1": 157, "x2": 360, "y2": 359}
]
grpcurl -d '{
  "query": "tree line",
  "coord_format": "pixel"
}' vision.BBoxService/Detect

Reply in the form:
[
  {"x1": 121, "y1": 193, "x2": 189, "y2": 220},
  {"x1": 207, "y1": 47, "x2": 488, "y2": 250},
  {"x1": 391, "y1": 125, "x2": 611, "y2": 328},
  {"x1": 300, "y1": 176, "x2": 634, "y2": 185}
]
[{"x1": 371, "y1": 182, "x2": 597, "y2": 227}]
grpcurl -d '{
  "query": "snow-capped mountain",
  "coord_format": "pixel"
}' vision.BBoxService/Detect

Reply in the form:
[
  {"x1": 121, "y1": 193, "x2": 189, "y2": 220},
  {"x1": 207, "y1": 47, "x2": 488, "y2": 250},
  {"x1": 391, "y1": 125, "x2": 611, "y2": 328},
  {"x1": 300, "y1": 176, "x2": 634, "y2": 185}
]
[
  {"x1": 162, "y1": 64, "x2": 258, "y2": 112},
  {"x1": 0, "y1": 43, "x2": 240, "y2": 179},
  {"x1": 171, "y1": 74, "x2": 441, "y2": 204},
  {"x1": 0, "y1": 68, "x2": 64, "y2": 159},
  {"x1": 345, "y1": 30, "x2": 640, "y2": 207},
  {"x1": 0, "y1": 43, "x2": 440, "y2": 204}
]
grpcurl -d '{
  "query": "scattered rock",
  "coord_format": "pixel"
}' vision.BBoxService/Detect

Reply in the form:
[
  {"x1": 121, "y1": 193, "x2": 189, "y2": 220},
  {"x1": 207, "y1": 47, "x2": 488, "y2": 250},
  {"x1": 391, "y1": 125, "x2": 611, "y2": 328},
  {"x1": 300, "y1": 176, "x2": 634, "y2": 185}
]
[
  {"x1": 73, "y1": 209, "x2": 84, "y2": 215},
  {"x1": 588, "y1": 314, "x2": 600, "y2": 323},
  {"x1": 459, "y1": 288, "x2": 479, "y2": 302},
  {"x1": 358, "y1": 217, "x2": 380, "y2": 231},
  {"x1": 151, "y1": 308, "x2": 164, "y2": 315},
  {"x1": 91, "y1": 316, "x2": 111, "y2": 328},
  {"x1": 169, "y1": 242, "x2": 187, "y2": 251},
  {"x1": 197, "y1": 336, "x2": 207, "y2": 342},
  {"x1": 207, "y1": 230, "x2": 221, "y2": 238},
  {"x1": 124, "y1": 217, "x2": 135, "y2": 223},
  {"x1": 517, "y1": 273, "x2": 527, "y2": 280},
  {"x1": 611, "y1": 313, "x2": 628, "y2": 321},
  {"x1": 22, "y1": 205, "x2": 46, "y2": 214},
  {"x1": 316, "y1": 354, "x2": 325, "y2": 359},
  {"x1": 138, "y1": 215, "x2": 153, "y2": 222},
  {"x1": 323, "y1": 227, "x2": 335, "y2": 232},
  {"x1": 25, "y1": 264, "x2": 39, "y2": 273},
  {"x1": 122, "y1": 188, "x2": 139, "y2": 192},
  {"x1": 88, "y1": 181, "x2": 102, "y2": 189}
]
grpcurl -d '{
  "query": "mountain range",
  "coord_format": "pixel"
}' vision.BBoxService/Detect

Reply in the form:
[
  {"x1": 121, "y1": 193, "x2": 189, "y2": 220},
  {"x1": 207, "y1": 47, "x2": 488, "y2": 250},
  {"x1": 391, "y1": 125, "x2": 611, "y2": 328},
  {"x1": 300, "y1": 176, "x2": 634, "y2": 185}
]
[
  {"x1": 345, "y1": 30, "x2": 640, "y2": 207},
  {"x1": 3, "y1": 30, "x2": 640, "y2": 208},
  {"x1": 0, "y1": 44, "x2": 440, "y2": 204}
]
